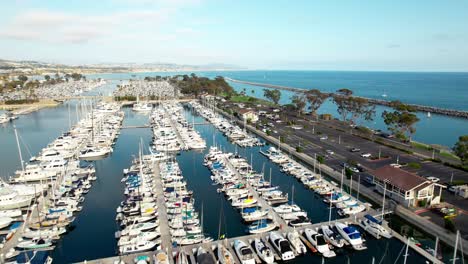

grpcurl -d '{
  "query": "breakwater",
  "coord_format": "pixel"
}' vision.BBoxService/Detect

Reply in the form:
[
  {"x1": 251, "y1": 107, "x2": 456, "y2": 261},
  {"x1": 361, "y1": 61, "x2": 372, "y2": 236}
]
[{"x1": 225, "y1": 77, "x2": 468, "y2": 119}]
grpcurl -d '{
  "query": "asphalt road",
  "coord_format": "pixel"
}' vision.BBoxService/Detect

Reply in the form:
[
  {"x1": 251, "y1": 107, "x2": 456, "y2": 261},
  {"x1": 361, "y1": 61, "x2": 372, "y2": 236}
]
[{"x1": 256, "y1": 112, "x2": 468, "y2": 211}]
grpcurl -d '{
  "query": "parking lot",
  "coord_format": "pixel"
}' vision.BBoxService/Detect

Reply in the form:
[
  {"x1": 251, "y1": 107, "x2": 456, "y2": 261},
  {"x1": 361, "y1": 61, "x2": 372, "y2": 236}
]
[{"x1": 248, "y1": 107, "x2": 468, "y2": 226}]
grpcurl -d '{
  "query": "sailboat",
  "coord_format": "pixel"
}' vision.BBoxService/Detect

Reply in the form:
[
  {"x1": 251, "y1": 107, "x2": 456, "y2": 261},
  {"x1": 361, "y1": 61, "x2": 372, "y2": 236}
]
[{"x1": 382, "y1": 90, "x2": 388, "y2": 97}]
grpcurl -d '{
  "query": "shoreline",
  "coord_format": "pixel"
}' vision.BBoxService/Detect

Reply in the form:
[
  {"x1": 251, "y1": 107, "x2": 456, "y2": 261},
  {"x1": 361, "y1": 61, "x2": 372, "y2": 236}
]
[
  {"x1": 0, "y1": 100, "x2": 60, "y2": 114},
  {"x1": 225, "y1": 77, "x2": 468, "y2": 119}
]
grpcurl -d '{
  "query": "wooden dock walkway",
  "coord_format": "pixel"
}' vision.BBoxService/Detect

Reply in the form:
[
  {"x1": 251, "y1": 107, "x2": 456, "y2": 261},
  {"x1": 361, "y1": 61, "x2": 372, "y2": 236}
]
[
  {"x1": 152, "y1": 162, "x2": 174, "y2": 263},
  {"x1": 222, "y1": 155, "x2": 289, "y2": 230}
]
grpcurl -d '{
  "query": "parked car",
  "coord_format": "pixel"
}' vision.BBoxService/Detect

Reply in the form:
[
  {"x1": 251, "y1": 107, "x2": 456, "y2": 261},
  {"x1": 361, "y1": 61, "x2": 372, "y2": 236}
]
[
  {"x1": 320, "y1": 135, "x2": 328, "y2": 140},
  {"x1": 389, "y1": 163, "x2": 402, "y2": 168},
  {"x1": 361, "y1": 153, "x2": 372, "y2": 158},
  {"x1": 326, "y1": 150, "x2": 334, "y2": 155},
  {"x1": 427, "y1": 177, "x2": 440, "y2": 183},
  {"x1": 350, "y1": 148, "x2": 360, "y2": 152}
]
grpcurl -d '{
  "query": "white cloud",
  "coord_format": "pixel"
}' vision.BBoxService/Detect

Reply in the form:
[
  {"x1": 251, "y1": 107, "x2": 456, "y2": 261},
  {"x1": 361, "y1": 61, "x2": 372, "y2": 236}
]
[{"x1": 0, "y1": 8, "x2": 175, "y2": 44}]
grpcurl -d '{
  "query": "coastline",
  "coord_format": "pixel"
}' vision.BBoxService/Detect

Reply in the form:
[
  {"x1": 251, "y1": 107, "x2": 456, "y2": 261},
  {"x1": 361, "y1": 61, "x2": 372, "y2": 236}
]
[{"x1": 225, "y1": 77, "x2": 468, "y2": 119}]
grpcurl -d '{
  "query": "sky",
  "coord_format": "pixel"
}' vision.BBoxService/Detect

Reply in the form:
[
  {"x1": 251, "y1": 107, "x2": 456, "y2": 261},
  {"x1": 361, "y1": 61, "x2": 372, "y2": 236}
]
[{"x1": 0, "y1": 0, "x2": 468, "y2": 71}]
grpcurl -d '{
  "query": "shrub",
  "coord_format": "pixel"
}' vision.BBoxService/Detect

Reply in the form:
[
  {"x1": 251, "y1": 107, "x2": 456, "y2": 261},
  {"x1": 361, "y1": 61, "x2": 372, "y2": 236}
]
[
  {"x1": 317, "y1": 155, "x2": 325, "y2": 164},
  {"x1": 444, "y1": 218, "x2": 456, "y2": 232},
  {"x1": 407, "y1": 162, "x2": 422, "y2": 169},
  {"x1": 296, "y1": 146, "x2": 304, "y2": 153}
]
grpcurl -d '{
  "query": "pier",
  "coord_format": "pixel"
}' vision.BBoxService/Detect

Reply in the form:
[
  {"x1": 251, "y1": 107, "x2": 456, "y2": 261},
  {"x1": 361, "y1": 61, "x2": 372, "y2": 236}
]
[
  {"x1": 225, "y1": 77, "x2": 468, "y2": 119},
  {"x1": 221, "y1": 155, "x2": 289, "y2": 229},
  {"x1": 152, "y1": 162, "x2": 173, "y2": 260}
]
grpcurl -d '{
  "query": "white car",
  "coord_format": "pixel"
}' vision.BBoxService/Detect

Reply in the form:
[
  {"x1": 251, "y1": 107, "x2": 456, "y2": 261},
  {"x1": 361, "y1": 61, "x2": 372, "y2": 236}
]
[
  {"x1": 390, "y1": 163, "x2": 402, "y2": 168},
  {"x1": 361, "y1": 153, "x2": 371, "y2": 158},
  {"x1": 320, "y1": 135, "x2": 328, "y2": 140},
  {"x1": 326, "y1": 150, "x2": 334, "y2": 155},
  {"x1": 427, "y1": 177, "x2": 440, "y2": 183}
]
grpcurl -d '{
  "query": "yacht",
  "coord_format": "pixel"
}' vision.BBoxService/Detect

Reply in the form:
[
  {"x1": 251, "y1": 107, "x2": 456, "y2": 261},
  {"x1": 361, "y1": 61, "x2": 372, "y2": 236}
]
[
  {"x1": 133, "y1": 102, "x2": 153, "y2": 112},
  {"x1": 0, "y1": 114, "x2": 11, "y2": 124},
  {"x1": 79, "y1": 146, "x2": 111, "y2": 160},
  {"x1": 304, "y1": 228, "x2": 336, "y2": 258},
  {"x1": 254, "y1": 238, "x2": 274, "y2": 264},
  {"x1": 217, "y1": 243, "x2": 234, "y2": 264},
  {"x1": 358, "y1": 214, "x2": 392, "y2": 239},
  {"x1": 269, "y1": 231, "x2": 295, "y2": 261},
  {"x1": 0, "y1": 185, "x2": 34, "y2": 210},
  {"x1": 335, "y1": 222, "x2": 367, "y2": 250},
  {"x1": 247, "y1": 220, "x2": 276, "y2": 234},
  {"x1": 287, "y1": 230, "x2": 307, "y2": 255},
  {"x1": 196, "y1": 246, "x2": 216, "y2": 264},
  {"x1": 234, "y1": 240, "x2": 256, "y2": 264},
  {"x1": 320, "y1": 225, "x2": 345, "y2": 248}
]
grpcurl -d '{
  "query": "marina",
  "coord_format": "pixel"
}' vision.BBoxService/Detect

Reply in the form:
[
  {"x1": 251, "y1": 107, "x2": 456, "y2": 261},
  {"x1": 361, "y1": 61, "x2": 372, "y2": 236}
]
[{"x1": 0, "y1": 82, "x2": 464, "y2": 263}]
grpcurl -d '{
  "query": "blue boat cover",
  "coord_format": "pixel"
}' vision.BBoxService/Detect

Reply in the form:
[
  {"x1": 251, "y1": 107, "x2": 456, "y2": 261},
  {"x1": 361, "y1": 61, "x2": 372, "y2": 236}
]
[
  {"x1": 242, "y1": 207, "x2": 256, "y2": 213},
  {"x1": 364, "y1": 214, "x2": 382, "y2": 224}
]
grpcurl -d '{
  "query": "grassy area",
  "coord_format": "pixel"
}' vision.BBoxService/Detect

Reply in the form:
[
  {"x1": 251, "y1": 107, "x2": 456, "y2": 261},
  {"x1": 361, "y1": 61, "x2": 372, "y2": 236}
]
[
  {"x1": 411, "y1": 141, "x2": 431, "y2": 151},
  {"x1": 439, "y1": 151, "x2": 461, "y2": 160},
  {"x1": 407, "y1": 162, "x2": 422, "y2": 169},
  {"x1": 229, "y1": 94, "x2": 273, "y2": 106}
]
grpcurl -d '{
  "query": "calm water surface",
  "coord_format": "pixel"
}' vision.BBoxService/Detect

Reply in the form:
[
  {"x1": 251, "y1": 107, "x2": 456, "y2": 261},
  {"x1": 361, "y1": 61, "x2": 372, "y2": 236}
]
[{"x1": 0, "y1": 86, "x2": 460, "y2": 263}]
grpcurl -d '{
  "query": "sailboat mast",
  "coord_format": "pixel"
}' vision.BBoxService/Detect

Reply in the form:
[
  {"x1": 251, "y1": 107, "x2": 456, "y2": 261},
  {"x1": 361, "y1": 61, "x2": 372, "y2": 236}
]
[
  {"x1": 403, "y1": 237, "x2": 410, "y2": 264},
  {"x1": 14, "y1": 126, "x2": 25, "y2": 171},
  {"x1": 452, "y1": 231, "x2": 459, "y2": 264}
]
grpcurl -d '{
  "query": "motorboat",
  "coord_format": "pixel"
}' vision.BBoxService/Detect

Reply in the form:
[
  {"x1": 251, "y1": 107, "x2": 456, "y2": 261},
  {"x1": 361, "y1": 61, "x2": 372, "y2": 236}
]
[
  {"x1": 22, "y1": 227, "x2": 67, "y2": 239},
  {"x1": 269, "y1": 231, "x2": 295, "y2": 261},
  {"x1": 133, "y1": 102, "x2": 153, "y2": 112},
  {"x1": 0, "y1": 209, "x2": 22, "y2": 218},
  {"x1": 196, "y1": 246, "x2": 216, "y2": 264},
  {"x1": 119, "y1": 240, "x2": 157, "y2": 254},
  {"x1": 234, "y1": 240, "x2": 255, "y2": 264},
  {"x1": 335, "y1": 222, "x2": 367, "y2": 250},
  {"x1": 0, "y1": 216, "x2": 13, "y2": 229},
  {"x1": 304, "y1": 228, "x2": 336, "y2": 258},
  {"x1": 154, "y1": 250, "x2": 170, "y2": 264},
  {"x1": 16, "y1": 238, "x2": 53, "y2": 250},
  {"x1": 287, "y1": 230, "x2": 307, "y2": 255},
  {"x1": 288, "y1": 215, "x2": 311, "y2": 227},
  {"x1": 217, "y1": 243, "x2": 234, "y2": 264},
  {"x1": 358, "y1": 214, "x2": 392, "y2": 239},
  {"x1": 254, "y1": 238, "x2": 274, "y2": 264},
  {"x1": 320, "y1": 225, "x2": 345, "y2": 248},
  {"x1": 247, "y1": 220, "x2": 276, "y2": 234}
]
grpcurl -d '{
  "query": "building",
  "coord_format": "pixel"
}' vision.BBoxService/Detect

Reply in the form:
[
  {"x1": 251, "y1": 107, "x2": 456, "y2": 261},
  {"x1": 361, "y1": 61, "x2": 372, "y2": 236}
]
[
  {"x1": 451, "y1": 185, "x2": 468, "y2": 199},
  {"x1": 371, "y1": 165, "x2": 445, "y2": 207},
  {"x1": 238, "y1": 109, "x2": 259, "y2": 123}
]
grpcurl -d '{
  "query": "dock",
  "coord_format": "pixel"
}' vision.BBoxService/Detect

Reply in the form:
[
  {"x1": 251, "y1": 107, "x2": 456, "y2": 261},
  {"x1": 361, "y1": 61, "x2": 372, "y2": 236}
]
[
  {"x1": 152, "y1": 162, "x2": 173, "y2": 261},
  {"x1": 221, "y1": 155, "x2": 289, "y2": 230}
]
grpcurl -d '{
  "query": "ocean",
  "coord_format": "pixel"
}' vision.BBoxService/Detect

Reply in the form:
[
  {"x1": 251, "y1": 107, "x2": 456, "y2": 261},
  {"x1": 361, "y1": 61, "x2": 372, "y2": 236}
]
[{"x1": 89, "y1": 71, "x2": 468, "y2": 147}]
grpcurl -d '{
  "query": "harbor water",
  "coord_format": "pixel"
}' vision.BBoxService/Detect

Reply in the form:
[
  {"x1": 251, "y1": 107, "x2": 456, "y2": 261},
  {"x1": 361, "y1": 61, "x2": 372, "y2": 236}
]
[
  {"x1": 0, "y1": 101, "x2": 433, "y2": 263},
  {"x1": 88, "y1": 71, "x2": 468, "y2": 147}
]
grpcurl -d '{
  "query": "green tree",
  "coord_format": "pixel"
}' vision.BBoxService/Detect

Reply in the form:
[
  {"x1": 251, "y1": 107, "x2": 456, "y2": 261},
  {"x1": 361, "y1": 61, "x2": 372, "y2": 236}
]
[
  {"x1": 348, "y1": 97, "x2": 376, "y2": 125},
  {"x1": 18, "y1": 75, "x2": 28, "y2": 83},
  {"x1": 263, "y1": 89, "x2": 281, "y2": 105},
  {"x1": 453, "y1": 135, "x2": 468, "y2": 166},
  {"x1": 44, "y1": 75, "x2": 51, "y2": 81},
  {"x1": 337, "y1": 88, "x2": 353, "y2": 96},
  {"x1": 333, "y1": 95, "x2": 353, "y2": 122},
  {"x1": 290, "y1": 93, "x2": 307, "y2": 115},
  {"x1": 382, "y1": 110, "x2": 419, "y2": 141},
  {"x1": 306, "y1": 89, "x2": 329, "y2": 116}
]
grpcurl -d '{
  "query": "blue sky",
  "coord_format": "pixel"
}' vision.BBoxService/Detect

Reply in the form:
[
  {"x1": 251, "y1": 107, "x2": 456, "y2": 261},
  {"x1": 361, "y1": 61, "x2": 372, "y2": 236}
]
[{"x1": 1, "y1": 0, "x2": 467, "y2": 71}]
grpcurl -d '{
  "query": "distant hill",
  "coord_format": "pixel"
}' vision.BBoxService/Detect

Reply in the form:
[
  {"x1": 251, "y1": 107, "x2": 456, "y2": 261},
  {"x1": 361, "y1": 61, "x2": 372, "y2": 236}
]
[{"x1": 0, "y1": 59, "x2": 244, "y2": 75}]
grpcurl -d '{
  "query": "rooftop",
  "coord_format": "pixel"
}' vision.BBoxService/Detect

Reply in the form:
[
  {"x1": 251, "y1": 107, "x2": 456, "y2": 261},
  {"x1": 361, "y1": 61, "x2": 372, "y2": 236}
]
[{"x1": 371, "y1": 165, "x2": 430, "y2": 192}]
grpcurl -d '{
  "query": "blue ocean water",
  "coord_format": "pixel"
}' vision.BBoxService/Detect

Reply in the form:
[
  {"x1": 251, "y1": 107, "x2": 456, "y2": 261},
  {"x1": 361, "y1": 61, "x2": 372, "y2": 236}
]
[{"x1": 89, "y1": 71, "x2": 468, "y2": 147}]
